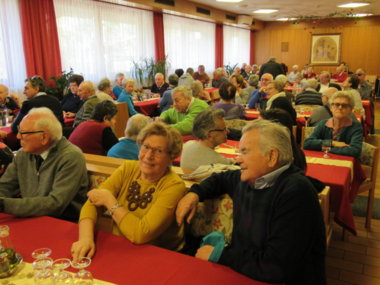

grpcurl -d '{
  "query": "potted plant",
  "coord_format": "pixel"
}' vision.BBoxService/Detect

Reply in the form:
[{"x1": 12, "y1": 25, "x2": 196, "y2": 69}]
[
  {"x1": 132, "y1": 57, "x2": 170, "y2": 89},
  {"x1": 46, "y1": 68, "x2": 74, "y2": 101}
]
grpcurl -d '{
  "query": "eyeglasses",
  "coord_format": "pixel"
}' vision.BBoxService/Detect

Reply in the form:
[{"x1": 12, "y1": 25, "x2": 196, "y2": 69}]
[
  {"x1": 331, "y1": 102, "x2": 351, "y2": 109},
  {"x1": 209, "y1": 127, "x2": 228, "y2": 133},
  {"x1": 355, "y1": 73, "x2": 364, "y2": 76},
  {"x1": 261, "y1": 78, "x2": 270, "y2": 81},
  {"x1": 140, "y1": 144, "x2": 169, "y2": 157},
  {"x1": 18, "y1": 126, "x2": 45, "y2": 137}
]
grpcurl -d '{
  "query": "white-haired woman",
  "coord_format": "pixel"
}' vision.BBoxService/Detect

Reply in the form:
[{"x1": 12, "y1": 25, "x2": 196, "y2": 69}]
[
  {"x1": 117, "y1": 78, "x2": 138, "y2": 116},
  {"x1": 304, "y1": 91, "x2": 362, "y2": 158}
]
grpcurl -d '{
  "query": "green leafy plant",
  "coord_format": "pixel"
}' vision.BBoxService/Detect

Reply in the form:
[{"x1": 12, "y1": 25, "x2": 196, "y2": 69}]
[
  {"x1": 46, "y1": 68, "x2": 74, "y2": 101},
  {"x1": 132, "y1": 57, "x2": 170, "y2": 88},
  {"x1": 224, "y1": 63, "x2": 238, "y2": 77}
]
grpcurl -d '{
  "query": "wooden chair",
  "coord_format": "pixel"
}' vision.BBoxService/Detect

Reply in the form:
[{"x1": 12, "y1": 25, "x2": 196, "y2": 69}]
[
  {"x1": 114, "y1": 102, "x2": 130, "y2": 138},
  {"x1": 318, "y1": 186, "x2": 332, "y2": 247},
  {"x1": 357, "y1": 142, "x2": 379, "y2": 229},
  {"x1": 301, "y1": 126, "x2": 315, "y2": 147}
]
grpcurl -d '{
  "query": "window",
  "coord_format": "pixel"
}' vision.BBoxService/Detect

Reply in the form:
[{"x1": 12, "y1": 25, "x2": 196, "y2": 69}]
[
  {"x1": 0, "y1": 0, "x2": 27, "y2": 91},
  {"x1": 54, "y1": 0, "x2": 155, "y2": 83},
  {"x1": 223, "y1": 25, "x2": 250, "y2": 67},
  {"x1": 164, "y1": 14, "x2": 215, "y2": 73}
]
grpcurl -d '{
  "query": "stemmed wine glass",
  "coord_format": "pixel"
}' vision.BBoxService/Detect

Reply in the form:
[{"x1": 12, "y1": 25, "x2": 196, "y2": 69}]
[
  {"x1": 71, "y1": 257, "x2": 93, "y2": 284},
  {"x1": 52, "y1": 258, "x2": 73, "y2": 284},
  {"x1": 322, "y1": 140, "x2": 332, "y2": 158},
  {"x1": 32, "y1": 248, "x2": 52, "y2": 260},
  {"x1": 31, "y1": 248, "x2": 53, "y2": 284}
]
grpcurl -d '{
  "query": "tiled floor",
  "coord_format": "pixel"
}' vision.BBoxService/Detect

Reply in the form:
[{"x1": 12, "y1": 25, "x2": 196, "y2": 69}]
[{"x1": 327, "y1": 98, "x2": 380, "y2": 285}]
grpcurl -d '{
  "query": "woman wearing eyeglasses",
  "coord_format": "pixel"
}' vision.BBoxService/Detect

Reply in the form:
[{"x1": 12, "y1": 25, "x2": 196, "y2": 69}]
[
  {"x1": 71, "y1": 122, "x2": 186, "y2": 260},
  {"x1": 303, "y1": 91, "x2": 362, "y2": 158}
]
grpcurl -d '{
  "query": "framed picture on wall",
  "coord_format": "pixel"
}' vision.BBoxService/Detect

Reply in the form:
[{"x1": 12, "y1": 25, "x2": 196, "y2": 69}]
[{"x1": 310, "y1": 34, "x2": 341, "y2": 65}]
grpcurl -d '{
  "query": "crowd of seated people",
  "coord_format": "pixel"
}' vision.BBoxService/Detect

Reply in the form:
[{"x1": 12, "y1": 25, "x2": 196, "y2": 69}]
[{"x1": 0, "y1": 59, "x2": 376, "y2": 285}]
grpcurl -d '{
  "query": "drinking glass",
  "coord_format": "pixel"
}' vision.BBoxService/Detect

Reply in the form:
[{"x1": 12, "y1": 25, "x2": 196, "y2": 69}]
[
  {"x1": 322, "y1": 140, "x2": 332, "y2": 158},
  {"x1": 71, "y1": 257, "x2": 93, "y2": 285},
  {"x1": 52, "y1": 271, "x2": 73, "y2": 284},
  {"x1": 34, "y1": 269, "x2": 54, "y2": 284},
  {"x1": 254, "y1": 103, "x2": 261, "y2": 110},
  {"x1": 32, "y1": 248, "x2": 52, "y2": 260},
  {"x1": 32, "y1": 257, "x2": 53, "y2": 272}
]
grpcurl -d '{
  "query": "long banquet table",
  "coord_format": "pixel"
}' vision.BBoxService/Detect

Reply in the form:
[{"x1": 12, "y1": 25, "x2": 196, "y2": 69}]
[
  {"x1": 203, "y1": 143, "x2": 365, "y2": 235},
  {"x1": 0, "y1": 214, "x2": 279, "y2": 285}
]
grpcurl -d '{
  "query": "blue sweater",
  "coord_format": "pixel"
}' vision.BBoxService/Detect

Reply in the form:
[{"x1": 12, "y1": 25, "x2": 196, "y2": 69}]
[
  {"x1": 107, "y1": 138, "x2": 139, "y2": 160},
  {"x1": 117, "y1": 90, "x2": 138, "y2": 116}
]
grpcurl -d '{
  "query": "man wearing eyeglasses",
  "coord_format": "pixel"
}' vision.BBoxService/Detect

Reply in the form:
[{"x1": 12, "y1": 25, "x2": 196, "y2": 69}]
[
  {"x1": 247, "y1": 73, "x2": 273, "y2": 109},
  {"x1": 355, "y1": 68, "x2": 372, "y2": 100},
  {"x1": 0, "y1": 107, "x2": 88, "y2": 221}
]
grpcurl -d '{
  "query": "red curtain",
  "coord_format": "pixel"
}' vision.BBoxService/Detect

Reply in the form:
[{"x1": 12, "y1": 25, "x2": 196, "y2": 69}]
[
  {"x1": 19, "y1": 0, "x2": 62, "y2": 80},
  {"x1": 215, "y1": 24, "x2": 223, "y2": 69},
  {"x1": 250, "y1": 30, "x2": 256, "y2": 65},
  {"x1": 153, "y1": 12, "x2": 165, "y2": 61}
]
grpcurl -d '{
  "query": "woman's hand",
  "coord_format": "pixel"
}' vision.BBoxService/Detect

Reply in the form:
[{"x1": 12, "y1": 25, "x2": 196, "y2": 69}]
[
  {"x1": 87, "y1": 189, "x2": 117, "y2": 208},
  {"x1": 332, "y1": 141, "x2": 350, "y2": 148},
  {"x1": 71, "y1": 238, "x2": 95, "y2": 261}
]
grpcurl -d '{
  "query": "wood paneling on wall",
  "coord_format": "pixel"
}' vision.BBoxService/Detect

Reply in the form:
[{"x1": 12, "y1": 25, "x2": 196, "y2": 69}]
[{"x1": 254, "y1": 16, "x2": 380, "y2": 75}]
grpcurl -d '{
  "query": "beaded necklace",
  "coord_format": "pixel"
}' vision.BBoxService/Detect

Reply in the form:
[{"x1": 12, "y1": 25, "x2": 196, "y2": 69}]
[{"x1": 126, "y1": 181, "x2": 155, "y2": 211}]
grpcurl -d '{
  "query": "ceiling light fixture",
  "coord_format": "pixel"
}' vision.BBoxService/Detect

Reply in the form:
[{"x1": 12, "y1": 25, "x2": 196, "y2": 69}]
[
  {"x1": 337, "y1": 2, "x2": 370, "y2": 8},
  {"x1": 253, "y1": 9, "x2": 278, "y2": 14},
  {"x1": 352, "y1": 13, "x2": 373, "y2": 17},
  {"x1": 216, "y1": 0, "x2": 243, "y2": 3},
  {"x1": 277, "y1": 17, "x2": 296, "y2": 21}
]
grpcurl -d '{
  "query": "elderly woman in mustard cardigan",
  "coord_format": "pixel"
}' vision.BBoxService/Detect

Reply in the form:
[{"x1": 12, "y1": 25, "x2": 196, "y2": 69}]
[{"x1": 71, "y1": 122, "x2": 186, "y2": 260}]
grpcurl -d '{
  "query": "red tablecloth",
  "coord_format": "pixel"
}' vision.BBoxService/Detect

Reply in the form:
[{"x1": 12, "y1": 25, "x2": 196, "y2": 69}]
[
  {"x1": 304, "y1": 150, "x2": 366, "y2": 235},
  {"x1": 0, "y1": 126, "x2": 20, "y2": 150},
  {"x1": 245, "y1": 109, "x2": 307, "y2": 126},
  {"x1": 0, "y1": 214, "x2": 278, "y2": 285},
  {"x1": 134, "y1": 98, "x2": 160, "y2": 116},
  {"x1": 173, "y1": 139, "x2": 238, "y2": 166},
  {"x1": 64, "y1": 117, "x2": 75, "y2": 127}
]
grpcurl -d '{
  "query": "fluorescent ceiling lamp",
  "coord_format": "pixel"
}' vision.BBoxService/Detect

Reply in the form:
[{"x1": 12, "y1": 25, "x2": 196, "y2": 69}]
[
  {"x1": 216, "y1": 0, "x2": 243, "y2": 2},
  {"x1": 337, "y1": 2, "x2": 370, "y2": 8},
  {"x1": 253, "y1": 9, "x2": 278, "y2": 14},
  {"x1": 352, "y1": 13, "x2": 373, "y2": 16},
  {"x1": 277, "y1": 17, "x2": 296, "y2": 21}
]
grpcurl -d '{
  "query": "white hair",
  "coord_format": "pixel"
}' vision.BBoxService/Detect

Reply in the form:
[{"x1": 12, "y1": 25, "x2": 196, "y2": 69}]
[
  {"x1": 242, "y1": 120, "x2": 293, "y2": 166},
  {"x1": 28, "y1": 107, "x2": 62, "y2": 141}
]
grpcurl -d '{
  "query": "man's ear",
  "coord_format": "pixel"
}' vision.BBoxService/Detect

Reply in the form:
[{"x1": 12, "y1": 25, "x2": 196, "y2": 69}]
[
  {"x1": 267, "y1": 148, "x2": 279, "y2": 168},
  {"x1": 41, "y1": 132, "x2": 51, "y2": 146}
]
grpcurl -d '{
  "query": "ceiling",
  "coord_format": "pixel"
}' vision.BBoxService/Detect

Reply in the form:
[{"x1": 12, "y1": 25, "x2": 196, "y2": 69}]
[{"x1": 189, "y1": 0, "x2": 380, "y2": 21}]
